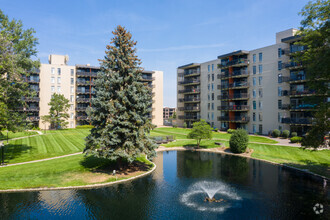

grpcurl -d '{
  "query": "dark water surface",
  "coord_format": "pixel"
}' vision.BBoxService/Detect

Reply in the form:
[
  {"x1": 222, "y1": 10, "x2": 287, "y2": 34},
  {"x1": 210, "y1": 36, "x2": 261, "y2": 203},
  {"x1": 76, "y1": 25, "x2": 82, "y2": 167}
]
[{"x1": 0, "y1": 151, "x2": 329, "y2": 219}]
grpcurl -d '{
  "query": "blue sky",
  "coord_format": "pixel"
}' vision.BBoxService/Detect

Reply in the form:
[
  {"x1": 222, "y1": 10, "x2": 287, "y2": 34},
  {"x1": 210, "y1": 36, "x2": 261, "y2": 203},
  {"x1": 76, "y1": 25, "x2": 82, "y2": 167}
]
[{"x1": 1, "y1": 0, "x2": 310, "y2": 107}]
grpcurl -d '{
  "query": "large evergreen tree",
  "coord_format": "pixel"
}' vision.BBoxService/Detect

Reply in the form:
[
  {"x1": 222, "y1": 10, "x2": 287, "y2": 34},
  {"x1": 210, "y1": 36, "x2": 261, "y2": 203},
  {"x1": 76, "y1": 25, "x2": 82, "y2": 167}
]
[
  {"x1": 0, "y1": 9, "x2": 39, "y2": 133},
  {"x1": 293, "y1": 0, "x2": 330, "y2": 149},
  {"x1": 84, "y1": 25, "x2": 156, "y2": 163}
]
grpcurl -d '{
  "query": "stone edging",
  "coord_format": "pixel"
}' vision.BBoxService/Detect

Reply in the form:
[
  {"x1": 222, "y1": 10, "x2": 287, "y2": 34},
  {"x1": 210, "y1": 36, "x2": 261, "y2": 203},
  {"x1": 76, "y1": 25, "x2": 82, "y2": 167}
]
[
  {"x1": 0, "y1": 158, "x2": 156, "y2": 193},
  {"x1": 157, "y1": 146, "x2": 329, "y2": 182}
]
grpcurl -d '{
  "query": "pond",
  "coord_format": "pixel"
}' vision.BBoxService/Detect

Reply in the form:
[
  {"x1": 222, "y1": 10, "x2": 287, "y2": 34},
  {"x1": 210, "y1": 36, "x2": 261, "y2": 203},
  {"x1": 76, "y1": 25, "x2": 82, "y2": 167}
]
[{"x1": 0, "y1": 151, "x2": 328, "y2": 219}]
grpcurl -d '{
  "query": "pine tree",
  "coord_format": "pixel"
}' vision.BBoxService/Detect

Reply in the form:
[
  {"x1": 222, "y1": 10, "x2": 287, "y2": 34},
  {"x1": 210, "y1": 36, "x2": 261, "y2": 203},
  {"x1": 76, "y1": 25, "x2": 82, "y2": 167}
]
[{"x1": 84, "y1": 25, "x2": 157, "y2": 164}]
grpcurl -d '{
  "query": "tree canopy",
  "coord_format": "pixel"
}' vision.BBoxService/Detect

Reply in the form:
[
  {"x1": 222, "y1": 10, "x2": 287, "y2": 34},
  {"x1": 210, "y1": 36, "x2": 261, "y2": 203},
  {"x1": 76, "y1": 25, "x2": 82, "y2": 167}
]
[
  {"x1": 84, "y1": 25, "x2": 157, "y2": 163},
  {"x1": 187, "y1": 119, "x2": 213, "y2": 148}
]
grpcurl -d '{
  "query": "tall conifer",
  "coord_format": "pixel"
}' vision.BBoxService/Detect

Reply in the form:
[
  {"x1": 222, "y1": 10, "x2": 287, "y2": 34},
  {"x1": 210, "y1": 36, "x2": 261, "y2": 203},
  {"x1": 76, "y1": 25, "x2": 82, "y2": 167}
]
[{"x1": 84, "y1": 26, "x2": 156, "y2": 163}]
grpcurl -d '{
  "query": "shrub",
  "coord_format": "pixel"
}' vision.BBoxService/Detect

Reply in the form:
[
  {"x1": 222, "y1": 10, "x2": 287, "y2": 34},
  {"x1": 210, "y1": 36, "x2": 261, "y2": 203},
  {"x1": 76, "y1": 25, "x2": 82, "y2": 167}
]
[
  {"x1": 282, "y1": 130, "x2": 290, "y2": 138},
  {"x1": 213, "y1": 127, "x2": 218, "y2": 132},
  {"x1": 291, "y1": 132, "x2": 297, "y2": 137},
  {"x1": 229, "y1": 129, "x2": 249, "y2": 153},
  {"x1": 183, "y1": 122, "x2": 187, "y2": 128},
  {"x1": 272, "y1": 129, "x2": 281, "y2": 138},
  {"x1": 227, "y1": 129, "x2": 235, "y2": 134},
  {"x1": 173, "y1": 125, "x2": 177, "y2": 128},
  {"x1": 76, "y1": 125, "x2": 94, "y2": 129},
  {"x1": 290, "y1": 136, "x2": 302, "y2": 143}
]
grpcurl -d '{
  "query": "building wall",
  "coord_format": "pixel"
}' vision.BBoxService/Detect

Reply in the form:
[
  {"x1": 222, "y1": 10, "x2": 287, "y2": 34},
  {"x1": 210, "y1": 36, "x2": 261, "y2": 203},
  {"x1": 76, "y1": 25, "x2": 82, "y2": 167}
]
[
  {"x1": 39, "y1": 55, "x2": 76, "y2": 129},
  {"x1": 152, "y1": 70, "x2": 164, "y2": 127},
  {"x1": 176, "y1": 68, "x2": 185, "y2": 127}
]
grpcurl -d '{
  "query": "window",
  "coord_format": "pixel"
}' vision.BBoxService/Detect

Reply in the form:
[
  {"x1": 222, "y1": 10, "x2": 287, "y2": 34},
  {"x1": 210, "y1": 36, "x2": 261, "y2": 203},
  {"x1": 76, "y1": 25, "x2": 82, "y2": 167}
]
[
  {"x1": 253, "y1": 101, "x2": 256, "y2": 110},
  {"x1": 253, "y1": 113, "x2": 256, "y2": 121},
  {"x1": 278, "y1": 61, "x2": 282, "y2": 70},
  {"x1": 71, "y1": 69, "x2": 74, "y2": 76},
  {"x1": 51, "y1": 67, "x2": 55, "y2": 74},
  {"x1": 258, "y1": 76, "x2": 262, "y2": 86},
  {"x1": 278, "y1": 100, "x2": 282, "y2": 109},
  {"x1": 259, "y1": 124, "x2": 263, "y2": 134},
  {"x1": 51, "y1": 86, "x2": 55, "y2": 92},
  {"x1": 57, "y1": 68, "x2": 61, "y2": 75},
  {"x1": 278, "y1": 112, "x2": 282, "y2": 122},
  {"x1": 253, "y1": 54, "x2": 256, "y2": 63},
  {"x1": 57, "y1": 77, "x2": 61, "y2": 84},
  {"x1": 71, "y1": 78, "x2": 74, "y2": 85},
  {"x1": 208, "y1": 84, "x2": 210, "y2": 91},
  {"x1": 278, "y1": 48, "x2": 282, "y2": 58},
  {"x1": 279, "y1": 125, "x2": 282, "y2": 131},
  {"x1": 207, "y1": 113, "x2": 210, "y2": 120},
  {"x1": 208, "y1": 65, "x2": 210, "y2": 72},
  {"x1": 278, "y1": 74, "x2": 282, "y2": 83},
  {"x1": 212, "y1": 64, "x2": 214, "y2": 72},
  {"x1": 71, "y1": 86, "x2": 74, "y2": 94},
  {"x1": 208, "y1": 94, "x2": 210, "y2": 101},
  {"x1": 259, "y1": 89, "x2": 263, "y2": 98},
  {"x1": 258, "y1": 65, "x2": 262, "y2": 74},
  {"x1": 212, "y1": 74, "x2": 214, "y2": 81},
  {"x1": 211, "y1": 93, "x2": 214, "y2": 101},
  {"x1": 70, "y1": 122, "x2": 74, "y2": 128},
  {"x1": 51, "y1": 77, "x2": 55, "y2": 83},
  {"x1": 211, "y1": 83, "x2": 214, "y2": 91},
  {"x1": 253, "y1": 89, "x2": 256, "y2": 98},
  {"x1": 259, "y1": 53, "x2": 262, "y2": 62},
  {"x1": 211, "y1": 103, "x2": 214, "y2": 110},
  {"x1": 253, "y1": 77, "x2": 256, "y2": 86},
  {"x1": 278, "y1": 86, "x2": 282, "y2": 96},
  {"x1": 259, "y1": 113, "x2": 262, "y2": 121},
  {"x1": 253, "y1": 66, "x2": 256, "y2": 74},
  {"x1": 259, "y1": 101, "x2": 262, "y2": 110},
  {"x1": 70, "y1": 113, "x2": 74, "y2": 119},
  {"x1": 208, "y1": 74, "x2": 210, "y2": 81},
  {"x1": 208, "y1": 103, "x2": 210, "y2": 110},
  {"x1": 70, "y1": 104, "x2": 74, "y2": 110},
  {"x1": 253, "y1": 124, "x2": 256, "y2": 133},
  {"x1": 211, "y1": 112, "x2": 214, "y2": 120},
  {"x1": 57, "y1": 86, "x2": 61, "y2": 93},
  {"x1": 70, "y1": 95, "x2": 74, "y2": 102}
]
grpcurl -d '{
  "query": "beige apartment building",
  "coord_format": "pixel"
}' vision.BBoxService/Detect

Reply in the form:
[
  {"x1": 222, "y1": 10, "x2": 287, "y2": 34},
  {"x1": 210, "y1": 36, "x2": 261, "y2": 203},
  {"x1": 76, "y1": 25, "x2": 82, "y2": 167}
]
[
  {"x1": 177, "y1": 28, "x2": 314, "y2": 135},
  {"x1": 26, "y1": 54, "x2": 163, "y2": 128}
]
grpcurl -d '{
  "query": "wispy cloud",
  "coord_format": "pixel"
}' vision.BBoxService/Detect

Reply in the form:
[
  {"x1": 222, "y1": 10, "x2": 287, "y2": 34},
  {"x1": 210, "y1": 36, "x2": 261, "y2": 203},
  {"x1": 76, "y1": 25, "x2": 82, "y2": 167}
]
[{"x1": 139, "y1": 43, "x2": 224, "y2": 52}]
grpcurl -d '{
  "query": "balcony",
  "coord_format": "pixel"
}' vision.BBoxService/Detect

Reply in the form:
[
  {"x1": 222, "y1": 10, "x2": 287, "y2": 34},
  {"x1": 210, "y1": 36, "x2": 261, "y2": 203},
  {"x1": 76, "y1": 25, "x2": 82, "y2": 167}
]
[
  {"x1": 178, "y1": 115, "x2": 201, "y2": 120},
  {"x1": 77, "y1": 80, "x2": 94, "y2": 86},
  {"x1": 27, "y1": 68, "x2": 40, "y2": 74},
  {"x1": 282, "y1": 62, "x2": 303, "y2": 69},
  {"x1": 76, "y1": 89, "x2": 95, "y2": 94},
  {"x1": 281, "y1": 117, "x2": 314, "y2": 125},
  {"x1": 218, "y1": 93, "x2": 249, "y2": 100},
  {"x1": 178, "y1": 97, "x2": 200, "y2": 103},
  {"x1": 218, "y1": 105, "x2": 249, "y2": 111},
  {"x1": 76, "y1": 107, "x2": 88, "y2": 111},
  {"x1": 218, "y1": 116, "x2": 250, "y2": 123},
  {"x1": 27, "y1": 116, "x2": 40, "y2": 122},
  {"x1": 24, "y1": 78, "x2": 40, "y2": 84},
  {"x1": 17, "y1": 107, "x2": 40, "y2": 112},
  {"x1": 289, "y1": 75, "x2": 307, "y2": 83},
  {"x1": 178, "y1": 106, "x2": 200, "y2": 111},
  {"x1": 141, "y1": 75, "x2": 155, "y2": 81},
  {"x1": 76, "y1": 71, "x2": 98, "y2": 78},
  {"x1": 284, "y1": 45, "x2": 306, "y2": 54},
  {"x1": 178, "y1": 88, "x2": 200, "y2": 94},
  {"x1": 178, "y1": 79, "x2": 200, "y2": 85},
  {"x1": 183, "y1": 69, "x2": 200, "y2": 77},
  {"x1": 280, "y1": 104, "x2": 291, "y2": 110},
  {"x1": 289, "y1": 90, "x2": 315, "y2": 97},
  {"x1": 23, "y1": 97, "x2": 40, "y2": 102},
  {"x1": 219, "y1": 58, "x2": 249, "y2": 69},
  {"x1": 220, "y1": 82, "x2": 249, "y2": 90},
  {"x1": 290, "y1": 104, "x2": 317, "y2": 111},
  {"x1": 76, "y1": 116, "x2": 88, "y2": 121},
  {"x1": 76, "y1": 98, "x2": 91, "y2": 103}
]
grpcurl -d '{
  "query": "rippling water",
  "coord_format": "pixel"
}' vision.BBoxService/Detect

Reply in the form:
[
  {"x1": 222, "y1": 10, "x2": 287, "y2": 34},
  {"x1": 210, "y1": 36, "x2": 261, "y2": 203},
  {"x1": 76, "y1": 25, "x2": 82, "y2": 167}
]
[{"x1": 0, "y1": 151, "x2": 328, "y2": 219}]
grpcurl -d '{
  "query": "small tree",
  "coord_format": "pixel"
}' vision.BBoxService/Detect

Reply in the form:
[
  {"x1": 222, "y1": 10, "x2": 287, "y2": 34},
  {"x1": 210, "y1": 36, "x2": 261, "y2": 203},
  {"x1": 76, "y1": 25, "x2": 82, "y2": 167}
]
[
  {"x1": 41, "y1": 94, "x2": 70, "y2": 129},
  {"x1": 272, "y1": 129, "x2": 281, "y2": 138},
  {"x1": 229, "y1": 129, "x2": 249, "y2": 153},
  {"x1": 183, "y1": 122, "x2": 187, "y2": 128},
  {"x1": 187, "y1": 120, "x2": 213, "y2": 148},
  {"x1": 282, "y1": 130, "x2": 290, "y2": 139}
]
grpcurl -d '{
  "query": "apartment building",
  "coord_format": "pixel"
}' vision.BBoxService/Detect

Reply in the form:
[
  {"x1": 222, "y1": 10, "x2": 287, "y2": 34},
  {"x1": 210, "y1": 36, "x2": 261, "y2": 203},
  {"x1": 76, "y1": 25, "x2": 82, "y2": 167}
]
[
  {"x1": 177, "y1": 28, "x2": 314, "y2": 135},
  {"x1": 25, "y1": 54, "x2": 163, "y2": 128},
  {"x1": 163, "y1": 107, "x2": 176, "y2": 119}
]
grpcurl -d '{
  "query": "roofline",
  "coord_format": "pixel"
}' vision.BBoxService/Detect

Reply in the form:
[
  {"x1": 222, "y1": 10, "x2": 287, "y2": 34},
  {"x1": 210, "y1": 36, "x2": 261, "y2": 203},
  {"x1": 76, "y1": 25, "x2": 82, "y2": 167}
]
[
  {"x1": 281, "y1": 35, "x2": 302, "y2": 43},
  {"x1": 178, "y1": 63, "x2": 201, "y2": 69},
  {"x1": 217, "y1": 50, "x2": 249, "y2": 59}
]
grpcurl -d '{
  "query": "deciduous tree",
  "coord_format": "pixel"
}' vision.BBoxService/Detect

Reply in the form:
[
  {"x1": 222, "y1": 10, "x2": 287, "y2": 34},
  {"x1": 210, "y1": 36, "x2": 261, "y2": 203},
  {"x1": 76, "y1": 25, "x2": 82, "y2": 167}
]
[{"x1": 187, "y1": 120, "x2": 213, "y2": 148}]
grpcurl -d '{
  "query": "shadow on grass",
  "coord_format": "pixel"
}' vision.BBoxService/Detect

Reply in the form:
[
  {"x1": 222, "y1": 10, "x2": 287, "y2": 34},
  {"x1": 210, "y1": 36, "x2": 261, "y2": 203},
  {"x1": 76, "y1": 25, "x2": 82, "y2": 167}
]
[
  {"x1": 80, "y1": 156, "x2": 152, "y2": 176},
  {"x1": 283, "y1": 159, "x2": 330, "y2": 178},
  {"x1": 3, "y1": 144, "x2": 32, "y2": 163}
]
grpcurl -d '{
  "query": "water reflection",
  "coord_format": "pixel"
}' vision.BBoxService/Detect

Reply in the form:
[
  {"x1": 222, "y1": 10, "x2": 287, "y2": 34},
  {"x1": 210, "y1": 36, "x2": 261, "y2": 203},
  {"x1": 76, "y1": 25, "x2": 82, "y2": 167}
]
[{"x1": 0, "y1": 151, "x2": 328, "y2": 219}]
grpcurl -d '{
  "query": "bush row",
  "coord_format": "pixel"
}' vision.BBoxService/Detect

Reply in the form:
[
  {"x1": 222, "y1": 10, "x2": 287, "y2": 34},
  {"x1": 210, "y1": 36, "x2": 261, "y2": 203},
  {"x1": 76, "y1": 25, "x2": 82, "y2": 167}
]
[{"x1": 271, "y1": 129, "x2": 297, "y2": 139}]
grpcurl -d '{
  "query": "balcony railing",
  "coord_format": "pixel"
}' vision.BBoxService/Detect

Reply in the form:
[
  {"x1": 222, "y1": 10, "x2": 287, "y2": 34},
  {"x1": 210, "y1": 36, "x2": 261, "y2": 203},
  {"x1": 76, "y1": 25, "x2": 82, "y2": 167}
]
[
  {"x1": 184, "y1": 70, "x2": 200, "y2": 77},
  {"x1": 282, "y1": 62, "x2": 303, "y2": 69},
  {"x1": 218, "y1": 116, "x2": 250, "y2": 123},
  {"x1": 290, "y1": 104, "x2": 317, "y2": 110},
  {"x1": 76, "y1": 116, "x2": 88, "y2": 121},
  {"x1": 218, "y1": 93, "x2": 249, "y2": 100},
  {"x1": 178, "y1": 106, "x2": 200, "y2": 111},
  {"x1": 27, "y1": 116, "x2": 40, "y2": 121},
  {"x1": 24, "y1": 78, "x2": 40, "y2": 83},
  {"x1": 218, "y1": 105, "x2": 249, "y2": 111},
  {"x1": 178, "y1": 79, "x2": 200, "y2": 85},
  {"x1": 76, "y1": 72, "x2": 98, "y2": 77},
  {"x1": 289, "y1": 75, "x2": 306, "y2": 82},
  {"x1": 76, "y1": 89, "x2": 96, "y2": 94},
  {"x1": 23, "y1": 97, "x2": 40, "y2": 102},
  {"x1": 76, "y1": 107, "x2": 88, "y2": 111},
  {"x1": 76, "y1": 80, "x2": 94, "y2": 85},
  {"x1": 281, "y1": 117, "x2": 314, "y2": 125},
  {"x1": 178, "y1": 97, "x2": 200, "y2": 102},
  {"x1": 220, "y1": 82, "x2": 249, "y2": 89},
  {"x1": 219, "y1": 58, "x2": 249, "y2": 68},
  {"x1": 280, "y1": 104, "x2": 291, "y2": 110},
  {"x1": 178, "y1": 115, "x2": 201, "y2": 120},
  {"x1": 141, "y1": 75, "x2": 155, "y2": 81},
  {"x1": 76, "y1": 98, "x2": 91, "y2": 103},
  {"x1": 178, "y1": 89, "x2": 200, "y2": 94},
  {"x1": 289, "y1": 90, "x2": 315, "y2": 96},
  {"x1": 17, "y1": 107, "x2": 40, "y2": 112}
]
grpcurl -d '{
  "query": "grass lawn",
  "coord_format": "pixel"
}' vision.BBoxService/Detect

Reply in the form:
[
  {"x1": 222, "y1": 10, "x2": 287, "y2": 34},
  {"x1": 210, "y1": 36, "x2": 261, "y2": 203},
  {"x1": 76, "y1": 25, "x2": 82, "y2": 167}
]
[
  {"x1": 0, "y1": 154, "x2": 153, "y2": 190},
  {"x1": 0, "y1": 131, "x2": 39, "y2": 141}
]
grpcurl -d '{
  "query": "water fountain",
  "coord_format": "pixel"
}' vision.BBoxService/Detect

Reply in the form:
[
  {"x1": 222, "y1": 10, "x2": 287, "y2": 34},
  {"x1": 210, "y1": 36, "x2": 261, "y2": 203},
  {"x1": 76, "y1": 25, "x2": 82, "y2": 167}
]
[{"x1": 180, "y1": 181, "x2": 241, "y2": 212}]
